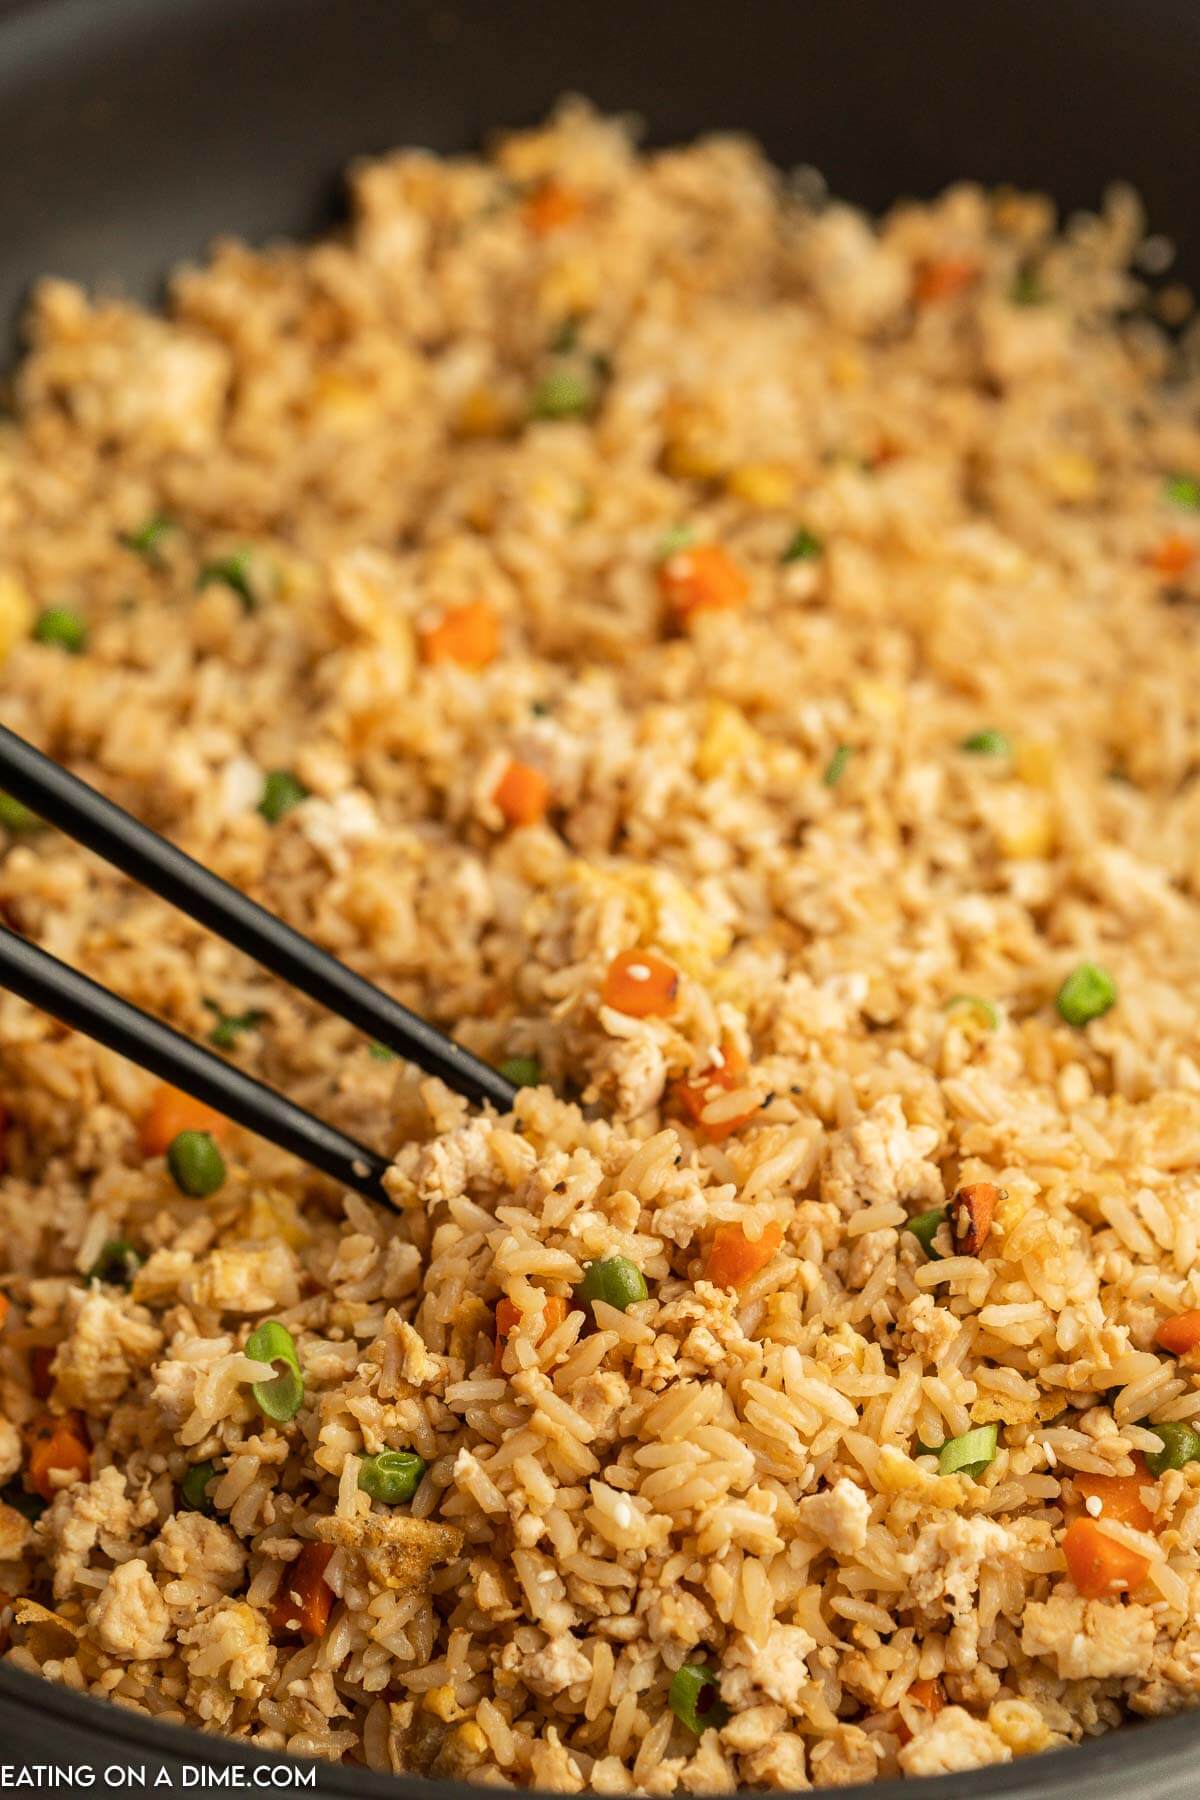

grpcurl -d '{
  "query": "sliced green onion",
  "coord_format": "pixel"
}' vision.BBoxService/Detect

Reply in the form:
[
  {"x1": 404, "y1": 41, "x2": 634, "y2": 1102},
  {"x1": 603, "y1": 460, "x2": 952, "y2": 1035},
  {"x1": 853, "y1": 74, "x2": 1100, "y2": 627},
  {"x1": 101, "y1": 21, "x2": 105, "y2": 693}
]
[
  {"x1": 530, "y1": 365, "x2": 594, "y2": 421},
  {"x1": 121, "y1": 514, "x2": 176, "y2": 562},
  {"x1": 823, "y1": 744, "x2": 852, "y2": 788},
  {"x1": 1010, "y1": 267, "x2": 1044, "y2": 306},
  {"x1": 357, "y1": 1449, "x2": 427, "y2": 1505},
  {"x1": 907, "y1": 1207, "x2": 947, "y2": 1260},
  {"x1": 656, "y1": 523, "x2": 696, "y2": 561},
  {"x1": 961, "y1": 728, "x2": 1012, "y2": 757},
  {"x1": 367, "y1": 1042, "x2": 396, "y2": 1062},
  {"x1": 669, "y1": 1663, "x2": 730, "y2": 1736},
  {"x1": 498, "y1": 1055, "x2": 542, "y2": 1088},
  {"x1": 203, "y1": 1000, "x2": 265, "y2": 1049},
  {"x1": 87, "y1": 1239, "x2": 142, "y2": 1287},
  {"x1": 1056, "y1": 962, "x2": 1117, "y2": 1027},
  {"x1": 197, "y1": 549, "x2": 257, "y2": 611},
  {"x1": 577, "y1": 1256, "x2": 649, "y2": 1312},
  {"x1": 944, "y1": 994, "x2": 999, "y2": 1029},
  {"x1": 245, "y1": 1320, "x2": 304, "y2": 1423},
  {"x1": 180, "y1": 1459, "x2": 219, "y2": 1514},
  {"x1": 0, "y1": 792, "x2": 41, "y2": 833},
  {"x1": 33, "y1": 608, "x2": 88, "y2": 654},
  {"x1": 166, "y1": 1130, "x2": 226, "y2": 1197},
  {"x1": 259, "y1": 770, "x2": 308, "y2": 824},
  {"x1": 1144, "y1": 1423, "x2": 1200, "y2": 1479},
  {"x1": 938, "y1": 1423, "x2": 998, "y2": 1480},
  {"x1": 1164, "y1": 473, "x2": 1200, "y2": 512},
  {"x1": 781, "y1": 527, "x2": 823, "y2": 564},
  {"x1": 913, "y1": 1438, "x2": 943, "y2": 1460}
]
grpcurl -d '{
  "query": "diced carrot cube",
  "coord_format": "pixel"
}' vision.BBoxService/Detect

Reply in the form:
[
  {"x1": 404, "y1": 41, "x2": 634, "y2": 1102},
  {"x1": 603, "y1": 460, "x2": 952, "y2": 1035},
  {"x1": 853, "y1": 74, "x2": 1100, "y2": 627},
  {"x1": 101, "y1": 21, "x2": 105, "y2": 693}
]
[
  {"x1": 674, "y1": 1041, "x2": 757, "y2": 1140},
  {"x1": 1156, "y1": 1309, "x2": 1200, "y2": 1357},
  {"x1": 947, "y1": 1182, "x2": 1001, "y2": 1256},
  {"x1": 897, "y1": 1676, "x2": 946, "y2": 1745},
  {"x1": 24, "y1": 1410, "x2": 91, "y2": 1502},
  {"x1": 268, "y1": 1541, "x2": 336, "y2": 1639},
  {"x1": 493, "y1": 760, "x2": 551, "y2": 828},
  {"x1": 419, "y1": 599, "x2": 501, "y2": 669},
  {"x1": 914, "y1": 257, "x2": 980, "y2": 304},
  {"x1": 1073, "y1": 1462, "x2": 1154, "y2": 1533},
  {"x1": 1062, "y1": 1515, "x2": 1149, "y2": 1598},
  {"x1": 140, "y1": 1084, "x2": 228, "y2": 1158},
  {"x1": 704, "y1": 1220, "x2": 784, "y2": 1290},
  {"x1": 0, "y1": 1295, "x2": 7, "y2": 1332},
  {"x1": 522, "y1": 179, "x2": 585, "y2": 236},
  {"x1": 492, "y1": 1293, "x2": 569, "y2": 1373},
  {"x1": 601, "y1": 950, "x2": 679, "y2": 1019},
  {"x1": 1149, "y1": 534, "x2": 1195, "y2": 578},
  {"x1": 659, "y1": 545, "x2": 749, "y2": 621}
]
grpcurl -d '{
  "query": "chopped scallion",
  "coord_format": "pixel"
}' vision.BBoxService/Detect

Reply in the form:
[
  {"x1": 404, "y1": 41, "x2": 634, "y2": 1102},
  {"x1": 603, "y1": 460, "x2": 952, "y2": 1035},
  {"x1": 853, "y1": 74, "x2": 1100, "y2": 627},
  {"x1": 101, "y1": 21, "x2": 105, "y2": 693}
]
[
  {"x1": 906, "y1": 1207, "x2": 947, "y2": 1260},
  {"x1": 669, "y1": 1663, "x2": 730, "y2": 1736},
  {"x1": 937, "y1": 1423, "x2": 998, "y2": 1480}
]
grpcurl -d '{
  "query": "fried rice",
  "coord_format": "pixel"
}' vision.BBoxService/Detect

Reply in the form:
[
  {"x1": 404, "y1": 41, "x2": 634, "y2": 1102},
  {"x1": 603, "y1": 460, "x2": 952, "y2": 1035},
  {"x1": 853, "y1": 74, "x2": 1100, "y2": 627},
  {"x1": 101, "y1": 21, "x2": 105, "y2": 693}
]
[{"x1": 2, "y1": 100, "x2": 1200, "y2": 1788}]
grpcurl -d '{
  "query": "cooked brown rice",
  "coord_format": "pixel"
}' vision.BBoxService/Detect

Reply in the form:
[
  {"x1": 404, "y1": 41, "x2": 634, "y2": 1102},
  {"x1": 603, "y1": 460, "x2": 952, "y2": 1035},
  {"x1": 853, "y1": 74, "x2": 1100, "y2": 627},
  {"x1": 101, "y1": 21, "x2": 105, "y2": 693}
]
[{"x1": 2, "y1": 100, "x2": 1200, "y2": 1787}]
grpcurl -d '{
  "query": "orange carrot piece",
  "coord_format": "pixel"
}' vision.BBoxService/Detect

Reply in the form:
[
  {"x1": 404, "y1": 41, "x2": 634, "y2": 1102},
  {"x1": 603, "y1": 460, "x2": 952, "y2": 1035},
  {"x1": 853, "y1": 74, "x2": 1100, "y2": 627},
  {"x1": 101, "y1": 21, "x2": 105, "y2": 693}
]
[
  {"x1": 947, "y1": 1182, "x2": 1001, "y2": 1257},
  {"x1": 659, "y1": 545, "x2": 749, "y2": 621},
  {"x1": 140, "y1": 1083, "x2": 228, "y2": 1158},
  {"x1": 914, "y1": 257, "x2": 980, "y2": 304},
  {"x1": 419, "y1": 599, "x2": 500, "y2": 669},
  {"x1": 1073, "y1": 1463, "x2": 1154, "y2": 1533},
  {"x1": 601, "y1": 949, "x2": 679, "y2": 1019},
  {"x1": 493, "y1": 760, "x2": 551, "y2": 828},
  {"x1": 674, "y1": 1041, "x2": 757, "y2": 1141},
  {"x1": 268, "y1": 1541, "x2": 336, "y2": 1639},
  {"x1": 1149, "y1": 534, "x2": 1195, "y2": 578},
  {"x1": 24, "y1": 1410, "x2": 91, "y2": 1502},
  {"x1": 1062, "y1": 1514, "x2": 1150, "y2": 1598},
  {"x1": 704, "y1": 1220, "x2": 784, "y2": 1291},
  {"x1": 522, "y1": 179, "x2": 585, "y2": 236},
  {"x1": 1156, "y1": 1309, "x2": 1200, "y2": 1357},
  {"x1": 0, "y1": 1100, "x2": 8, "y2": 1177},
  {"x1": 896, "y1": 1676, "x2": 945, "y2": 1745},
  {"x1": 0, "y1": 1295, "x2": 7, "y2": 1332},
  {"x1": 492, "y1": 1294, "x2": 569, "y2": 1373}
]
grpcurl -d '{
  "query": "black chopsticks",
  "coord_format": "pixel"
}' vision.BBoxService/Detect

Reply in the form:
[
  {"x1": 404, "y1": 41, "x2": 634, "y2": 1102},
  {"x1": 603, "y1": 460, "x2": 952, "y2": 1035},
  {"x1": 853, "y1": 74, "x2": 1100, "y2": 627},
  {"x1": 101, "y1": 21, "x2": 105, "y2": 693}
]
[{"x1": 0, "y1": 725, "x2": 519, "y2": 1202}]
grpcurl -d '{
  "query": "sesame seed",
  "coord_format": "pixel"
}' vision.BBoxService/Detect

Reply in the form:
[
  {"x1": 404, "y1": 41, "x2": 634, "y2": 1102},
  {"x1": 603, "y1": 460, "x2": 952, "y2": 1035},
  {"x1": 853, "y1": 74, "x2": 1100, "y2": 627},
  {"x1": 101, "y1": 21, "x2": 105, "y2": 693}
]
[
  {"x1": 1085, "y1": 1494, "x2": 1103, "y2": 1517},
  {"x1": 1042, "y1": 1441, "x2": 1057, "y2": 1467},
  {"x1": 626, "y1": 963, "x2": 651, "y2": 981}
]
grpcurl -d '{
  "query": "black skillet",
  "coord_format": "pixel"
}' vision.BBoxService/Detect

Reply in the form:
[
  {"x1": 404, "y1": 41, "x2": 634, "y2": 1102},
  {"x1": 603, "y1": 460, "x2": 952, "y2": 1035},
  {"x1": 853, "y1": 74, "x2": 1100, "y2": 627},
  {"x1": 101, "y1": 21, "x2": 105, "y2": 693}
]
[{"x1": 0, "y1": 1, "x2": 1197, "y2": 1794}]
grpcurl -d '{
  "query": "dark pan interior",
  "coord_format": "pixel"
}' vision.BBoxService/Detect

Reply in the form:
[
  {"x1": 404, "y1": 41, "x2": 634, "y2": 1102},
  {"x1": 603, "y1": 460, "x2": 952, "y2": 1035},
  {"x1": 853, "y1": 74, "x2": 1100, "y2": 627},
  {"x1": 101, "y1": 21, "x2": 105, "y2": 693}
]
[{"x1": 0, "y1": 0, "x2": 1198, "y2": 1794}]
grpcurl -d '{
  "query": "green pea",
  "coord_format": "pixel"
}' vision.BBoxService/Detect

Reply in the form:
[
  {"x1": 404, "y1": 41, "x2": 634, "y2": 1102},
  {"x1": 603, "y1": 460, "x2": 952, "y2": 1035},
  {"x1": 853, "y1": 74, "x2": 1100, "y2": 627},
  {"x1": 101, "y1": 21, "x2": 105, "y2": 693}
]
[
  {"x1": 823, "y1": 744, "x2": 852, "y2": 788},
  {"x1": 1056, "y1": 962, "x2": 1116, "y2": 1027},
  {"x1": 961, "y1": 728, "x2": 1011, "y2": 757},
  {"x1": 781, "y1": 527, "x2": 823, "y2": 564},
  {"x1": 245, "y1": 1319, "x2": 304, "y2": 1423},
  {"x1": 530, "y1": 366, "x2": 594, "y2": 421},
  {"x1": 577, "y1": 1256, "x2": 648, "y2": 1312},
  {"x1": 87, "y1": 1239, "x2": 142, "y2": 1287},
  {"x1": 166, "y1": 1130, "x2": 226, "y2": 1197},
  {"x1": 1164, "y1": 473, "x2": 1200, "y2": 511},
  {"x1": 33, "y1": 608, "x2": 88, "y2": 654},
  {"x1": 498, "y1": 1056, "x2": 542, "y2": 1088},
  {"x1": 357, "y1": 1449, "x2": 427, "y2": 1505},
  {"x1": 0, "y1": 792, "x2": 41, "y2": 833},
  {"x1": 937, "y1": 1423, "x2": 998, "y2": 1480},
  {"x1": 669, "y1": 1663, "x2": 730, "y2": 1736},
  {"x1": 197, "y1": 549, "x2": 257, "y2": 611},
  {"x1": 1144, "y1": 1422, "x2": 1200, "y2": 1479},
  {"x1": 180, "y1": 1459, "x2": 219, "y2": 1514},
  {"x1": 259, "y1": 770, "x2": 308, "y2": 824},
  {"x1": 906, "y1": 1207, "x2": 947, "y2": 1260},
  {"x1": 121, "y1": 514, "x2": 176, "y2": 563}
]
